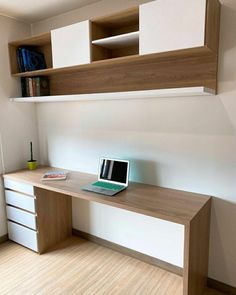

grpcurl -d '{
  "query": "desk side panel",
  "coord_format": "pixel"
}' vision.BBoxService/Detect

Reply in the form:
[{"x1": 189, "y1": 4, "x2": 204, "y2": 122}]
[
  {"x1": 183, "y1": 198, "x2": 211, "y2": 295},
  {"x1": 35, "y1": 187, "x2": 72, "y2": 253}
]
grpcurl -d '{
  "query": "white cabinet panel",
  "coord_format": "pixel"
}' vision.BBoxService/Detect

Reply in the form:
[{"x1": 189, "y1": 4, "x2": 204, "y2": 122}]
[
  {"x1": 4, "y1": 179, "x2": 34, "y2": 196},
  {"x1": 6, "y1": 206, "x2": 37, "y2": 230},
  {"x1": 52, "y1": 20, "x2": 91, "y2": 68},
  {"x1": 7, "y1": 221, "x2": 38, "y2": 252},
  {"x1": 140, "y1": 0, "x2": 206, "y2": 55},
  {"x1": 5, "y1": 190, "x2": 35, "y2": 213}
]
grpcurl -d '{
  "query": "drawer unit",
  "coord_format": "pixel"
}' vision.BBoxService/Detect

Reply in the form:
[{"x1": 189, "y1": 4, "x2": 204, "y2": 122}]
[
  {"x1": 7, "y1": 221, "x2": 38, "y2": 252},
  {"x1": 4, "y1": 179, "x2": 34, "y2": 196},
  {"x1": 6, "y1": 206, "x2": 37, "y2": 230},
  {"x1": 5, "y1": 190, "x2": 36, "y2": 213}
]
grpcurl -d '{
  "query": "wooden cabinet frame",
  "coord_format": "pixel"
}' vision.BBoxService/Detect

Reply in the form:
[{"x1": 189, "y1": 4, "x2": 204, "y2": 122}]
[{"x1": 8, "y1": 0, "x2": 220, "y2": 100}]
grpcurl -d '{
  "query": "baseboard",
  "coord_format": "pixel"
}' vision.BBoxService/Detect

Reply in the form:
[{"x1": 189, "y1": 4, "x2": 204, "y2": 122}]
[
  {"x1": 72, "y1": 228, "x2": 183, "y2": 276},
  {"x1": 207, "y1": 278, "x2": 236, "y2": 295},
  {"x1": 0, "y1": 234, "x2": 8, "y2": 244}
]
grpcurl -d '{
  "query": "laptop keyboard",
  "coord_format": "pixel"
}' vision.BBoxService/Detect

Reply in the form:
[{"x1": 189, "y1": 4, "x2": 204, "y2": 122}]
[{"x1": 93, "y1": 181, "x2": 124, "y2": 191}]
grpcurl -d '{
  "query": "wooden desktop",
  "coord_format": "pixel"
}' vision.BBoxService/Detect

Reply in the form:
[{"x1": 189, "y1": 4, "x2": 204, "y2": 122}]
[{"x1": 3, "y1": 167, "x2": 211, "y2": 295}]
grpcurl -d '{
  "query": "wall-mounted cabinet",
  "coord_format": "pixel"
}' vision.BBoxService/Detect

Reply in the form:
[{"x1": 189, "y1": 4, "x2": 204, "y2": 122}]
[
  {"x1": 51, "y1": 21, "x2": 91, "y2": 68},
  {"x1": 8, "y1": 0, "x2": 221, "y2": 102}
]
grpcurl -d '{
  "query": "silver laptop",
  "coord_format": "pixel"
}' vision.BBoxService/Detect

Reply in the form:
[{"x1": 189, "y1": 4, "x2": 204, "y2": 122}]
[{"x1": 82, "y1": 158, "x2": 129, "y2": 196}]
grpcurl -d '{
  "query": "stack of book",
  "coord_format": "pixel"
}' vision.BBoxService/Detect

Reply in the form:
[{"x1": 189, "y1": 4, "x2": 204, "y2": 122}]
[
  {"x1": 21, "y1": 77, "x2": 50, "y2": 97},
  {"x1": 17, "y1": 47, "x2": 46, "y2": 72}
]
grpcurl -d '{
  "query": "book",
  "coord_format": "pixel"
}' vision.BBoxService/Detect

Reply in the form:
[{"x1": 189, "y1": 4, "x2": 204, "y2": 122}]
[
  {"x1": 20, "y1": 76, "x2": 50, "y2": 97},
  {"x1": 17, "y1": 47, "x2": 46, "y2": 72},
  {"x1": 41, "y1": 170, "x2": 68, "y2": 181},
  {"x1": 21, "y1": 78, "x2": 27, "y2": 97},
  {"x1": 35, "y1": 77, "x2": 50, "y2": 96}
]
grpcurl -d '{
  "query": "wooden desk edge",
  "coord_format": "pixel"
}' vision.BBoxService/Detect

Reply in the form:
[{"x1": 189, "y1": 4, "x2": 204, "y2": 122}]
[{"x1": 2, "y1": 168, "x2": 212, "y2": 226}]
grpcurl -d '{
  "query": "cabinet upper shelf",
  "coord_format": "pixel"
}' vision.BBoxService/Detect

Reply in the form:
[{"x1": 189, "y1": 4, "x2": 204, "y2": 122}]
[
  {"x1": 92, "y1": 31, "x2": 139, "y2": 50},
  {"x1": 8, "y1": 0, "x2": 221, "y2": 101}
]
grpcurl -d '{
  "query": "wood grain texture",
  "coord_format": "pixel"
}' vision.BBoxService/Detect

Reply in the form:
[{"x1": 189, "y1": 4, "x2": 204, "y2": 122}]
[
  {"x1": 73, "y1": 228, "x2": 183, "y2": 276},
  {"x1": 9, "y1": 32, "x2": 51, "y2": 47},
  {"x1": 183, "y1": 199, "x2": 211, "y2": 295},
  {"x1": 35, "y1": 187, "x2": 72, "y2": 254},
  {"x1": 8, "y1": 44, "x2": 18, "y2": 75},
  {"x1": 92, "y1": 7, "x2": 139, "y2": 29},
  {"x1": 0, "y1": 237, "x2": 226, "y2": 295},
  {"x1": 205, "y1": 0, "x2": 221, "y2": 53},
  {"x1": 0, "y1": 237, "x2": 183, "y2": 295},
  {"x1": 50, "y1": 47, "x2": 217, "y2": 95},
  {"x1": 11, "y1": 46, "x2": 215, "y2": 78},
  {"x1": 3, "y1": 167, "x2": 211, "y2": 226}
]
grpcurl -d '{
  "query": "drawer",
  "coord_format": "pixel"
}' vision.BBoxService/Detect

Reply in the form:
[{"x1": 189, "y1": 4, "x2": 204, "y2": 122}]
[
  {"x1": 4, "y1": 179, "x2": 34, "y2": 196},
  {"x1": 6, "y1": 206, "x2": 37, "y2": 230},
  {"x1": 7, "y1": 221, "x2": 38, "y2": 252},
  {"x1": 5, "y1": 190, "x2": 36, "y2": 213}
]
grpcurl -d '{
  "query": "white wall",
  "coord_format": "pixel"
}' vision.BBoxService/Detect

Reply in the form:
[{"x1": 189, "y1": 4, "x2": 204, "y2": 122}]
[
  {"x1": 0, "y1": 16, "x2": 38, "y2": 236},
  {"x1": 32, "y1": 0, "x2": 236, "y2": 287}
]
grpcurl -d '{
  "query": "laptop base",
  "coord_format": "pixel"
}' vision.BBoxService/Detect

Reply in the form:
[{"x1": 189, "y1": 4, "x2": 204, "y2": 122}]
[{"x1": 81, "y1": 184, "x2": 126, "y2": 196}]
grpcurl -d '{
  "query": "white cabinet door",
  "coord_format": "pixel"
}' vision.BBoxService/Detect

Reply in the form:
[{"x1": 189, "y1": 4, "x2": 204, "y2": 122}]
[
  {"x1": 140, "y1": 0, "x2": 206, "y2": 55},
  {"x1": 51, "y1": 20, "x2": 91, "y2": 68}
]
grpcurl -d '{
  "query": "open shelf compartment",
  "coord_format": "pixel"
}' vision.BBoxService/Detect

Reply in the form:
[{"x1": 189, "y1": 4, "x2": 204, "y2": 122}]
[
  {"x1": 91, "y1": 7, "x2": 139, "y2": 61},
  {"x1": 8, "y1": 32, "x2": 52, "y2": 75}
]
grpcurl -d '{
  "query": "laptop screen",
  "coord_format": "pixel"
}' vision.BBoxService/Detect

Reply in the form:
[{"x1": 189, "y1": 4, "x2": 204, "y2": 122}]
[{"x1": 99, "y1": 158, "x2": 129, "y2": 186}]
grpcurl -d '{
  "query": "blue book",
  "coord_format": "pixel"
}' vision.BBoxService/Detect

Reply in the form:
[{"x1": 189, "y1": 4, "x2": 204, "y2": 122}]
[
  {"x1": 18, "y1": 47, "x2": 46, "y2": 72},
  {"x1": 21, "y1": 48, "x2": 29, "y2": 71},
  {"x1": 25, "y1": 49, "x2": 46, "y2": 71}
]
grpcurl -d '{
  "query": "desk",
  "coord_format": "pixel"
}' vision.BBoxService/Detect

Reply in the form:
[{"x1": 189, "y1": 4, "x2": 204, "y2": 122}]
[{"x1": 3, "y1": 167, "x2": 211, "y2": 295}]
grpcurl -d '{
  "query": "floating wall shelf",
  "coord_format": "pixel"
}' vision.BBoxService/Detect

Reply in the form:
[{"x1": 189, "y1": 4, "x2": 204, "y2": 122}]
[{"x1": 11, "y1": 87, "x2": 215, "y2": 103}]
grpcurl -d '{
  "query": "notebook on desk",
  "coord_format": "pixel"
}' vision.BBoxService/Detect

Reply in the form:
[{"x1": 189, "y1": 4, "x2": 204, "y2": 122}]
[{"x1": 82, "y1": 157, "x2": 129, "y2": 196}]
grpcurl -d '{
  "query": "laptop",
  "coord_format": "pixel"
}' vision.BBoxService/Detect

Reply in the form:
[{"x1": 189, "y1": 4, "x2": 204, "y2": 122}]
[{"x1": 82, "y1": 158, "x2": 129, "y2": 196}]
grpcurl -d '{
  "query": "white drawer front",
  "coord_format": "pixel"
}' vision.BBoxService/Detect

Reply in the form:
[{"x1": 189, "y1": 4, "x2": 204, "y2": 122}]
[
  {"x1": 6, "y1": 206, "x2": 37, "y2": 230},
  {"x1": 7, "y1": 221, "x2": 38, "y2": 252},
  {"x1": 5, "y1": 190, "x2": 35, "y2": 213},
  {"x1": 4, "y1": 179, "x2": 34, "y2": 196}
]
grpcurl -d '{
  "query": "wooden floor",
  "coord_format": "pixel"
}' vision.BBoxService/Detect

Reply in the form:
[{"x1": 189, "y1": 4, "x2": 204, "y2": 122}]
[{"x1": 0, "y1": 237, "x2": 226, "y2": 295}]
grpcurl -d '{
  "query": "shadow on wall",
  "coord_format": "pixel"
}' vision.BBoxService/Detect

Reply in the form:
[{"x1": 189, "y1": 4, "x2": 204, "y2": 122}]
[
  {"x1": 208, "y1": 197, "x2": 236, "y2": 286},
  {"x1": 129, "y1": 159, "x2": 159, "y2": 186}
]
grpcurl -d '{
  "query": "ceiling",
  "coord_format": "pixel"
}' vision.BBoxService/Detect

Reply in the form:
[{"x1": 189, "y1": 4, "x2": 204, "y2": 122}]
[
  {"x1": 0, "y1": 0, "x2": 235, "y2": 24},
  {"x1": 0, "y1": 0, "x2": 102, "y2": 23}
]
